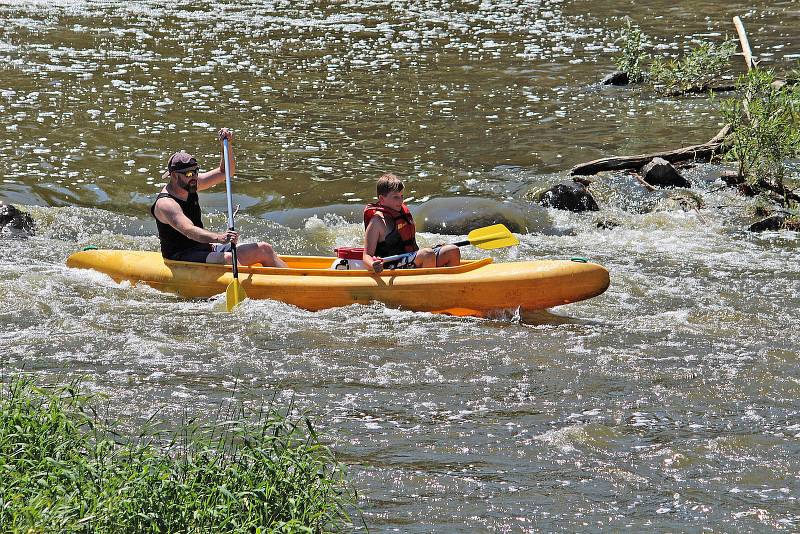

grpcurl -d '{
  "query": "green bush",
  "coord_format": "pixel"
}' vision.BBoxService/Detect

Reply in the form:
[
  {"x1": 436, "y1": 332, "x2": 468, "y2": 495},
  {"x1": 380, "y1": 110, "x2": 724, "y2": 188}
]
[
  {"x1": 614, "y1": 20, "x2": 648, "y2": 83},
  {"x1": 0, "y1": 377, "x2": 354, "y2": 533},
  {"x1": 613, "y1": 25, "x2": 736, "y2": 91},
  {"x1": 649, "y1": 39, "x2": 737, "y2": 92},
  {"x1": 719, "y1": 68, "x2": 800, "y2": 198}
]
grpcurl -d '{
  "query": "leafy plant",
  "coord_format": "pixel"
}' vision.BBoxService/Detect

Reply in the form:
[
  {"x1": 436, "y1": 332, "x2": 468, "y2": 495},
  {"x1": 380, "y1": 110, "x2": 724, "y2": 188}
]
[
  {"x1": 649, "y1": 39, "x2": 737, "y2": 92},
  {"x1": 789, "y1": 61, "x2": 800, "y2": 84},
  {"x1": 614, "y1": 20, "x2": 648, "y2": 83},
  {"x1": 0, "y1": 377, "x2": 355, "y2": 533},
  {"x1": 719, "y1": 68, "x2": 800, "y2": 203}
]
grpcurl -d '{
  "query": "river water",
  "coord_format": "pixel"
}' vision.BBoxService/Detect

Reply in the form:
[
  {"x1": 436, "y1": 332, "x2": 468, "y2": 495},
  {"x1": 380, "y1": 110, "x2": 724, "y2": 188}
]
[{"x1": 2, "y1": 0, "x2": 799, "y2": 531}]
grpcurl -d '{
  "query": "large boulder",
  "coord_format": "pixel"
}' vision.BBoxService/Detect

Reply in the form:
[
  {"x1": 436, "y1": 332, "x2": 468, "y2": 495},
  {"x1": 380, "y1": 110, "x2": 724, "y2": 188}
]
[
  {"x1": 412, "y1": 196, "x2": 549, "y2": 234},
  {"x1": 538, "y1": 182, "x2": 599, "y2": 212},
  {"x1": 0, "y1": 204, "x2": 35, "y2": 235},
  {"x1": 640, "y1": 157, "x2": 691, "y2": 188}
]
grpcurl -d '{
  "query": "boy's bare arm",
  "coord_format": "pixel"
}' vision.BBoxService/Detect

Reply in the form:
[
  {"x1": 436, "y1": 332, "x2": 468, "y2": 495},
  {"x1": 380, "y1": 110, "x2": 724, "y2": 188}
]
[{"x1": 363, "y1": 216, "x2": 387, "y2": 272}]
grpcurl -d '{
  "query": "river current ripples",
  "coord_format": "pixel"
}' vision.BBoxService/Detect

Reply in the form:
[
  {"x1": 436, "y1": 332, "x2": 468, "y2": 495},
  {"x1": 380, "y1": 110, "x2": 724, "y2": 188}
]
[{"x1": 1, "y1": 0, "x2": 799, "y2": 531}]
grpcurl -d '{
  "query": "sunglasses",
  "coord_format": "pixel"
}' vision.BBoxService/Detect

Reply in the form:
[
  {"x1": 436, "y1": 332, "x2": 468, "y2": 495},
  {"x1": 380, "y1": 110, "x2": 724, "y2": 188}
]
[{"x1": 180, "y1": 168, "x2": 200, "y2": 179}]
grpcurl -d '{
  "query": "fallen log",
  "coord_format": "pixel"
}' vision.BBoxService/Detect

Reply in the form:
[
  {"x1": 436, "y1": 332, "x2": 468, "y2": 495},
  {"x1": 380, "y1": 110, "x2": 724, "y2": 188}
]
[{"x1": 570, "y1": 124, "x2": 731, "y2": 176}]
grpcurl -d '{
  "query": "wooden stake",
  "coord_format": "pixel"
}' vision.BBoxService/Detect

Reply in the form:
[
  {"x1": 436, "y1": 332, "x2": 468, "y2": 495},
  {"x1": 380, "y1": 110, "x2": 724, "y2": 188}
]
[{"x1": 733, "y1": 16, "x2": 756, "y2": 71}]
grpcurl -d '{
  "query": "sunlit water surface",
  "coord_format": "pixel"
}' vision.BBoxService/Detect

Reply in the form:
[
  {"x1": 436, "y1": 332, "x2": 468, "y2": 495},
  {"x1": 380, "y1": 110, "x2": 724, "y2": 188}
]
[{"x1": 1, "y1": 0, "x2": 799, "y2": 531}]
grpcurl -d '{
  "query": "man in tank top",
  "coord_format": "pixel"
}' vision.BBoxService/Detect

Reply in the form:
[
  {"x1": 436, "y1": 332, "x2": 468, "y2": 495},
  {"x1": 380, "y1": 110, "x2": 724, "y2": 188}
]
[{"x1": 150, "y1": 128, "x2": 287, "y2": 267}]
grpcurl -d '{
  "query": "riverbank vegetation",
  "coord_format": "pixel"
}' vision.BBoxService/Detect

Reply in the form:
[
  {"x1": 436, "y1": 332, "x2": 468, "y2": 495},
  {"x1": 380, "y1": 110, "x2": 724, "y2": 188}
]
[
  {"x1": 720, "y1": 69, "x2": 800, "y2": 191},
  {"x1": 587, "y1": 19, "x2": 800, "y2": 231},
  {"x1": 720, "y1": 68, "x2": 800, "y2": 227},
  {"x1": 0, "y1": 377, "x2": 354, "y2": 532}
]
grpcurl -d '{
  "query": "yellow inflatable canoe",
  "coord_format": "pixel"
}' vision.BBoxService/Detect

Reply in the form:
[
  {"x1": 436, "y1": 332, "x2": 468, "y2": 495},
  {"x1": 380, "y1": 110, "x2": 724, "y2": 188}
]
[{"x1": 65, "y1": 249, "x2": 609, "y2": 317}]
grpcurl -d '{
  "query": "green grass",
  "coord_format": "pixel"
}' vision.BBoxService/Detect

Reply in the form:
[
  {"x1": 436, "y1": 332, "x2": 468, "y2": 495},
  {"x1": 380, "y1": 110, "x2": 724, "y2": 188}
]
[{"x1": 0, "y1": 377, "x2": 355, "y2": 533}]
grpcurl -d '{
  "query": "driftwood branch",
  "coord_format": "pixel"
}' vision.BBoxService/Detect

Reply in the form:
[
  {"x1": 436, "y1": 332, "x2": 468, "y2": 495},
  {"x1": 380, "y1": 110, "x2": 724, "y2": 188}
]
[{"x1": 570, "y1": 124, "x2": 731, "y2": 176}]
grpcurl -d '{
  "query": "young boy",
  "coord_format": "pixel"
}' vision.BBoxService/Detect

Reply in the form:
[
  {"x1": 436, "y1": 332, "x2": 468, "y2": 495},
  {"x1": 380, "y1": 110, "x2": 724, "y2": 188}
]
[{"x1": 362, "y1": 173, "x2": 460, "y2": 273}]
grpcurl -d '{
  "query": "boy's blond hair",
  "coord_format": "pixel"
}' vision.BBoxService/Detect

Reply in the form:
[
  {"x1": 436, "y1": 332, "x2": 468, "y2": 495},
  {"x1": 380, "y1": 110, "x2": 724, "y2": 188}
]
[{"x1": 376, "y1": 173, "x2": 404, "y2": 197}]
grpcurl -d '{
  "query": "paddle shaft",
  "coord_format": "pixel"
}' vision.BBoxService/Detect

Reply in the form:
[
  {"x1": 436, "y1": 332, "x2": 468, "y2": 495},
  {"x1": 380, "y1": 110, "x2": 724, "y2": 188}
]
[{"x1": 222, "y1": 138, "x2": 239, "y2": 279}]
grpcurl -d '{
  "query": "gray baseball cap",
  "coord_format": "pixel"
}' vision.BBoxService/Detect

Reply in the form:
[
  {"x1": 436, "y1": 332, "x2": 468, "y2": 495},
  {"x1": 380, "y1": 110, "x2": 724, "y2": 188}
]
[{"x1": 167, "y1": 151, "x2": 198, "y2": 172}]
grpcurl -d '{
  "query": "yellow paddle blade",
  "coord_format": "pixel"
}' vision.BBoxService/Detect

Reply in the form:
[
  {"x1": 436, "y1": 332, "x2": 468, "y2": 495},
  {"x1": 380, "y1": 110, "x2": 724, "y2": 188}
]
[
  {"x1": 466, "y1": 224, "x2": 519, "y2": 250},
  {"x1": 225, "y1": 278, "x2": 247, "y2": 312}
]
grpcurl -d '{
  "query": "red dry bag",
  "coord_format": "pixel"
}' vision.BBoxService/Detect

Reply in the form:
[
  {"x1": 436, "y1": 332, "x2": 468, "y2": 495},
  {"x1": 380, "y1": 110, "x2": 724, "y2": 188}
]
[{"x1": 334, "y1": 247, "x2": 367, "y2": 260}]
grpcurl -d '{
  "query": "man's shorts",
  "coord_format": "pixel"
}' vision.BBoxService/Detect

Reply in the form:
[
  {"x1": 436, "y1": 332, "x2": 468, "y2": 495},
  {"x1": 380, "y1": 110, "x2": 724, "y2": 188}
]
[{"x1": 171, "y1": 243, "x2": 232, "y2": 263}]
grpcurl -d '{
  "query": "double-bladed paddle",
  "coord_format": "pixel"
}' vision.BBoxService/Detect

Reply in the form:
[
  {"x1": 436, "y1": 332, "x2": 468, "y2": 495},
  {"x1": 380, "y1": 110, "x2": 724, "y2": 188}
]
[
  {"x1": 223, "y1": 137, "x2": 247, "y2": 311},
  {"x1": 380, "y1": 223, "x2": 520, "y2": 264}
]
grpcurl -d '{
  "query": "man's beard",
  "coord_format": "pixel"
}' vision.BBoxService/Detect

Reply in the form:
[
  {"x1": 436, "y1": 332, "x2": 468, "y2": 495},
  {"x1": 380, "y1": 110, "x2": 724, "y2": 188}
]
[{"x1": 180, "y1": 179, "x2": 198, "y2": 194}]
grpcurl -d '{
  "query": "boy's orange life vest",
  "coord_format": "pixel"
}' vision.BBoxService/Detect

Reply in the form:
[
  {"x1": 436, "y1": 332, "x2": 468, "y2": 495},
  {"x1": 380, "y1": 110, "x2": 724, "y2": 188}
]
[{"x1": 363, "y1": 203, "x2": 418, "y2": 256}]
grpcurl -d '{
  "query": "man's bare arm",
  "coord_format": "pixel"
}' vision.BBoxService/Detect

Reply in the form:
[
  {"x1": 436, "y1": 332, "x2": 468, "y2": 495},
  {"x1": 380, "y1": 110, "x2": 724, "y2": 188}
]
[
  {"x1": 197, "y1": 128, "x2": 235, "y2": 191},
  {"x1": 154, "y1": 198, "x2": 228, "y2": 244}
]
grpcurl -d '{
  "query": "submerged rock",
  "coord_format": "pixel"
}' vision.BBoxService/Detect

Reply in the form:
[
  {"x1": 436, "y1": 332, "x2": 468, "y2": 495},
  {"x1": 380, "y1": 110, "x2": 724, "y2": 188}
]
[
  {"x1": 640, "y1": 158, "x2": 691, "y2": 188},
  {"x1": 0, "y1": 204, "x2": 35, "y2": 235},
  {"x1": 538, "y1": 182, "x2": 599, "y2": 212},
  {"x1": 602, "y1": 71, "x2": 629, "y2": 86},
  {"x1": 595, "y1": 218, "x2": 620, "y2": 230},
  {"x1": 651, "y1": 190, "x2": 705, "y2": 213},
  {"x1": 264, "y1": 203, "x2": 362, "y2": 228},
  {"x1": 748, "y1": 215, "x2": 785, "y2": 232}
]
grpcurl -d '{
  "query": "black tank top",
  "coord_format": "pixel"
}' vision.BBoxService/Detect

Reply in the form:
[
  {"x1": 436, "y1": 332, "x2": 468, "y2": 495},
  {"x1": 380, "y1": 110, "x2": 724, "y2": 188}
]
[
  {"x1": 150, "y1": 191, "x2": 211, "y2": 260},
  {"x1": 375, "y1": 221, "x2": 406, "y2": 257}
]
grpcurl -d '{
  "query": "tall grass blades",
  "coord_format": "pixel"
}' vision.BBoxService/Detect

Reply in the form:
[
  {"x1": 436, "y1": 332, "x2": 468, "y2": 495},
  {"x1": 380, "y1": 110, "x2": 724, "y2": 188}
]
[{"x1": 0, "y1": 377, "x2": 355, "y2": 533}]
